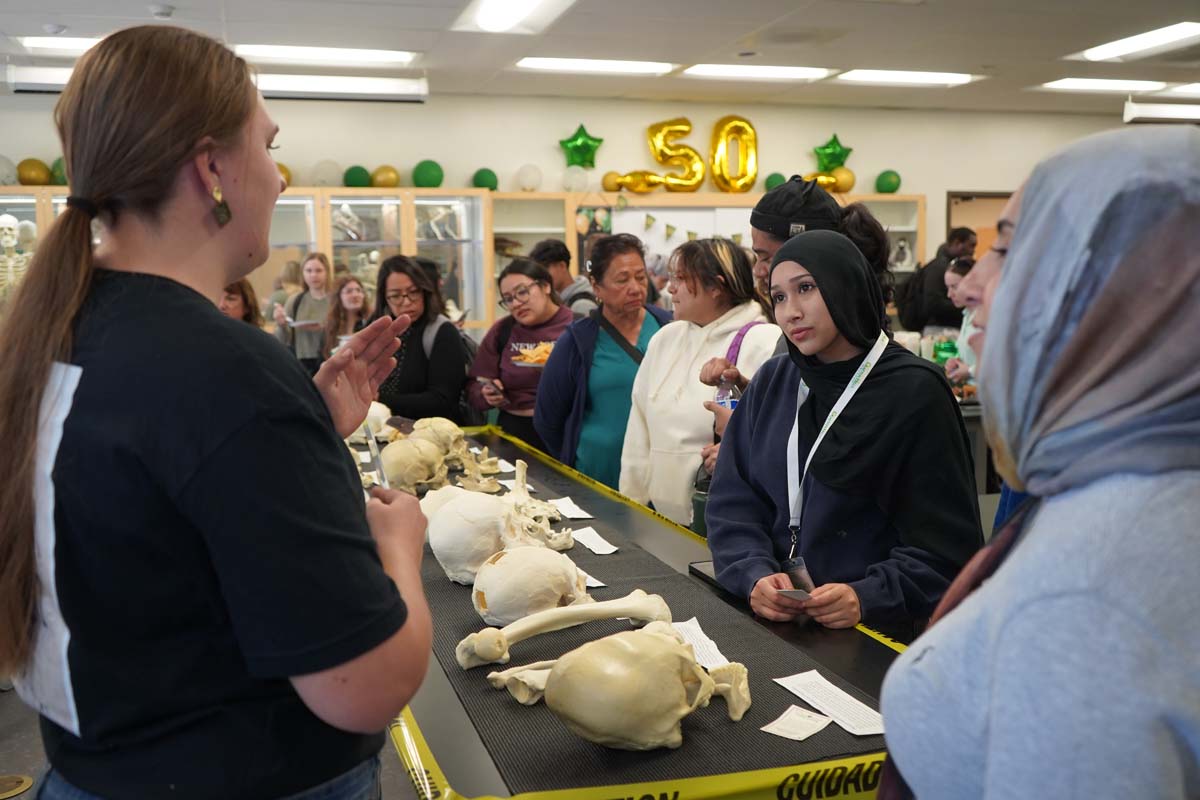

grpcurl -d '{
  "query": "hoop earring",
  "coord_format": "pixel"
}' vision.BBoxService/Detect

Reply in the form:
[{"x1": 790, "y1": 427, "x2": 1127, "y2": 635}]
[{"x1": 212, "y1": 186, "x2": 232, "y2": 227}]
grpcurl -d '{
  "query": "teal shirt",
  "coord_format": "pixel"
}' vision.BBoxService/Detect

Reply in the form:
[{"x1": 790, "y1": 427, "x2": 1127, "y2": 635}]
[{"x1": 574, "y1": 315, "x2": 662, "y2": 489}]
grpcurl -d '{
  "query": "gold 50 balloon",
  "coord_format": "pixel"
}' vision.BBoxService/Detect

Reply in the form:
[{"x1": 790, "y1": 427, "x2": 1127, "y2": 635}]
[{"x1": 603, "y1": 115, "x2": 759, "y2": 194}]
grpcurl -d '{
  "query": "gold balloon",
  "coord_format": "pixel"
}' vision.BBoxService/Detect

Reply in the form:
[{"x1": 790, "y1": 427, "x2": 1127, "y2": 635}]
[
  {"x1": 615, "y1": 170, "x2": 664, "y2": 194},
  {"x1": 831, "y1": 166, "x2": 856, "y2": 194},
  {"x1": 709, "y1": 115, "x2": 758, "y2": 193},
  {"x1": 802, "y1": 171, "x2": 838, "y2": 191},
  {"x1": 276, "y1": 162, "x2": 292, "y2": 187},
  {"x1": 371, "y1": 165, "x2": 401, "y2": 188},
  {"x1": 601, "y1": 171, "x2": 623, "y2": 192},
  {"x1": 17, "y1": 158, "x2": 51, "y2": 186},
  {"x1": 646, "y1": 117, "x2": 705, "y2": 192}
]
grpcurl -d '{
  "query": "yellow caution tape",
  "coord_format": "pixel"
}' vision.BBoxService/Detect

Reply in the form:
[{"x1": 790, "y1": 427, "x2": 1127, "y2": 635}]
[{"x1": 390, "y1": 707, "x2": 888, "y2": 800}]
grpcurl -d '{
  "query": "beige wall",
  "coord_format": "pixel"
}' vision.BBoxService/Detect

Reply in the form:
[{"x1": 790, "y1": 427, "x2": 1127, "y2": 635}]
[{"x1": 0, "y1": 91, "x2": 1118, "y2": 253}]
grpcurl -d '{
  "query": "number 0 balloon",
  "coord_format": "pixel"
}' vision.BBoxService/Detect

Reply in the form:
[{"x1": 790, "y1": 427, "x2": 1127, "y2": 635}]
[{"x1": 710, "y1": 116, "x2": 758, "y2": 193}]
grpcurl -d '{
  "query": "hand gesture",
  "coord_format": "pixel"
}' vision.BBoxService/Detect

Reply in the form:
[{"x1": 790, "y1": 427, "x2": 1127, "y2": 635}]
[{"x1": 314, "y1": 315, "x2": 410, "y2": 438}]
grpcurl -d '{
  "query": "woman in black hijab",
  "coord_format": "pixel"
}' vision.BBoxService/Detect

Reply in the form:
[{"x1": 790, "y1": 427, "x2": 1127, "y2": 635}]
[{"x1": 706, "y1": 230, "x2": 982, "y2": 631}]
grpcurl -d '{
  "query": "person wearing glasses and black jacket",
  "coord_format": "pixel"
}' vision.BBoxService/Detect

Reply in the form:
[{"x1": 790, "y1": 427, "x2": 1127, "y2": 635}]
[{"x1": 467, "y1": 258, "x2": 574, "y2": 450}]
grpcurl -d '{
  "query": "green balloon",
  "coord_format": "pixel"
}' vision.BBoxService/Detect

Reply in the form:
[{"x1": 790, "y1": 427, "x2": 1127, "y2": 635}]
[
  {"x1": 51, "y1": 157, "x2": 68, "y2": 186},
  {"x1": 472, "y1": 168, "x2": 498, "y2": 191},
  {"x1": 343, "y1": 165, "x2": 371, "y2": 187},
  {"x1": 875, "y1": 170, "x2": 901, "y2": 194},
  {"x1": 764, "y1": 172, "x2": 786, "y2": 191},
  {"x1": 412, "y1": 160, "x2": 444, "y2": 188}
]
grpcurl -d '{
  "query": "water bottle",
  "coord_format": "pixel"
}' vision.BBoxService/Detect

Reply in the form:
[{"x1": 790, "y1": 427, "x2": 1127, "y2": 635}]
[{"x1": 713, "y1": 378, "x2": 742, "y2": 412}]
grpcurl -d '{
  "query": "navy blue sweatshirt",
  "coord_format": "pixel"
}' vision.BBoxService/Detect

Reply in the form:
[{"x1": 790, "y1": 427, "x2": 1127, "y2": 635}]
[{"x1": 707, "y1": 354, "x2": 981, "y2": 626}]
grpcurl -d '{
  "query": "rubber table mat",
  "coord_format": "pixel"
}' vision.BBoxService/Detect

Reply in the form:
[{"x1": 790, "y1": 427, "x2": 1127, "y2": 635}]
[{"x1": 422, "y1": 516, "x2": 886, "y2": 793}]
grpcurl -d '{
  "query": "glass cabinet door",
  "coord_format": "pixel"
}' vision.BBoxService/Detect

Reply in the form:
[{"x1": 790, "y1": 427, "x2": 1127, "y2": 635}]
[
  {"x1": 255, "y1": 194, "x2": 319, "y2": 323},
  {"x1": 4, "y1": 194, "x2": 43, "y2": 255},
  {"x1": 330, "y1": 195, "x2": 403, "y2": 297},
  {"x1": 0, "y1": 194, "x2": 41, "y2": 300},
  {"x1": 414, "y1": 195, "x2": 484, "y2": 326}
]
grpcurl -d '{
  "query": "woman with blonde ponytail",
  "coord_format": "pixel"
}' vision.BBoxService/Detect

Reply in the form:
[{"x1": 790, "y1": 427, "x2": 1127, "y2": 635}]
[{"x1": 0, "y1": 26, "x2": 431, "y2": 800}]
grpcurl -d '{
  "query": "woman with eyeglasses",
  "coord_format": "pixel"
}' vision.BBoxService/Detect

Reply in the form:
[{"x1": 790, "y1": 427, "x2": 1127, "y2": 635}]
[
  {"x1": 619, "y1": 238, "x2": 778, "y2": 527},
  {"x1": 535, "y1": 233, "x2": 673, "y2": 488},
  {"x1": 373, "y1": 255, "x2": 469, "y2": 423},
  {"x1": 467, "y1": 258, "x2": 574, "y2": 451}
]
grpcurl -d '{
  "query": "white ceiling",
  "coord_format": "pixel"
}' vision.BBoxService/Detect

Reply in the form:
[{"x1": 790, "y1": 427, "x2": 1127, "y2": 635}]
[{"x1": 1, "y1": 0, "x2": 1197, "y2": 114}]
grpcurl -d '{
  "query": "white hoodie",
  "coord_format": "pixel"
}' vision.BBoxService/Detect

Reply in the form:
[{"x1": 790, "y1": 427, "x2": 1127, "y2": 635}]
[{"x1": 619, "y1": 302, "x2": 779, "y2": 526}]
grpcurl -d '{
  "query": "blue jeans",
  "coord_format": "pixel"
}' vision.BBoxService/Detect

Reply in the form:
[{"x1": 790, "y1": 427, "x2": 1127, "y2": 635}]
[{"x1": 37, "y1": 755, "x2": 382, "y2": 800}]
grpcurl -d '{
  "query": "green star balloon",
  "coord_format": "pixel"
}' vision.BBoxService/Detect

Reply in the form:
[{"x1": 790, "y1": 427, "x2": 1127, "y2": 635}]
[
  {"x1": 559, "y1": 124, "x2": 603, "y2": 169},
  {"x1": 813, "y1": 135, "x2": 852, "y2": 173}
]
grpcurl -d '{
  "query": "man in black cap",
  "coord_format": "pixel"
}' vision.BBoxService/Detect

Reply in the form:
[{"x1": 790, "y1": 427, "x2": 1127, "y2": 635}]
[{"x1": 748, "y1": 175, "x2": 845, "y2": 297}]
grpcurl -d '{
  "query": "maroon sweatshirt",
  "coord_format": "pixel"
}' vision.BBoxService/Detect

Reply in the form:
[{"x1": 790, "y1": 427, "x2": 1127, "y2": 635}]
[{"x1": 467, "y1": 305, "x2": 575, "y2": 413}]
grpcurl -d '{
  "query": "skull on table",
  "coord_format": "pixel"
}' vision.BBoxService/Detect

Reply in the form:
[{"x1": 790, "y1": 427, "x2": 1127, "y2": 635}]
[
  {"x1": 409, "y1": 417, "x2": 469, "y2": 469},
  {"x1": 379, "y1": 437, "x2": 448, "y2": 495},
  {"x1": 472, "y1": 546, "x2": 591, "y2": 626}
]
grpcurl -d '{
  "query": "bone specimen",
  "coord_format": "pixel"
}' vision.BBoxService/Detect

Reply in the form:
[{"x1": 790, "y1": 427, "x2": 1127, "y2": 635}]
[
  {"x1": 472, "y1": 546, "x2": 591, "y2": 626},
  {"x1": 409, "y1": 417, "x2": 469, "y2": 469},
  {"x1": 487, "y1": 621, "x2": 751, "y2": 750},
  {"x1": 455, "y1": 589, "x2": 671, "y2": 669},
  {"x1": 456, "y1": 448, "x2": 502, "y2": 493},
  {"x1": 379, "y1": 438, "x2": 448, "y2": 495}
]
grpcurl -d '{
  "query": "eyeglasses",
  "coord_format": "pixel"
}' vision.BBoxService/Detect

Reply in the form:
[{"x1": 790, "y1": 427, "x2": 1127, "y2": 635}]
[
  {"x1": 386, "y1": 288, "x2": 423, "y2": 304},
  {"x1": 499, "y1": 282, "x2": 539, "y2": 309}
]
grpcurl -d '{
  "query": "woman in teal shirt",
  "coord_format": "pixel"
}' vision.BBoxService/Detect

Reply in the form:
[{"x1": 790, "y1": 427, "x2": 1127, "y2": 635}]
[{"x1": 535, "y1": 234, "x2": 672, "y2": 488}]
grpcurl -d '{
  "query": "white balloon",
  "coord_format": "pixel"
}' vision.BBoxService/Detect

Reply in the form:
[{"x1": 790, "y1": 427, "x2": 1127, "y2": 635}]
[
  {"x1": 0, "y1": 156, "x2": 16, "y2": 185},
  {"x1": 562, "y1": 165, "x2": 588, "y2": 192},
  {"x1": 310, "y1": 159, "x2": 343, "y2": 187},
  {"x1": 516, "y1": 164, "x2": 543, "y2": 192}
]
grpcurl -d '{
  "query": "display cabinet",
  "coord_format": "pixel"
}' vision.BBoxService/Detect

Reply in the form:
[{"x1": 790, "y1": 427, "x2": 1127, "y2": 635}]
[
  {"x1": 411, "y1": 190, "x2": 489, "y2": 330},
  {"x1": 491, "y1": 191, "x2": 579, "y2": 272}
]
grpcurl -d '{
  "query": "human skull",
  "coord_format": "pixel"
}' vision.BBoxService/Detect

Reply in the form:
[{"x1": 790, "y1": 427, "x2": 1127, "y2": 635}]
[
  {"x1": 379, "y1": 437, "x2": 447, "y2": 495},
  {"x1": 428, "y1": 492, "x2": 515, "y2": 584},
  {"x1": 0, "y1": 214, "x2": 17, "y2": 250},
  {"x1": 472, "y1": 546, "x2": 590, "y2": 626},
  {"x1": 409, "y1": 417, "x2": 468, "y2": 469},
  {"x1": 543, "y1": 621, "x2": 750, "y2": 750},
  {"x1": 420, "y1": 484, "x2": 468, "y2": 521}
]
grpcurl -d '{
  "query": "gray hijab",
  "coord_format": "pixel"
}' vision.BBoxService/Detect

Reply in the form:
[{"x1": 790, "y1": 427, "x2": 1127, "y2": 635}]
[{"x1": 980, "y1": 125, "x2": 1200, "y2": 496}]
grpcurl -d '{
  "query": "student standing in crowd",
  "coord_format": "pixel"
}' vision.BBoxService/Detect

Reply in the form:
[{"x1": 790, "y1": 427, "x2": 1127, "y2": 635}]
[
  {"x1": 323, "y1": 275, "x2": 369, "y2": 358},
  {"x1": 535, "y1": 233, "x2": 672, "y2": 488},
  {"x1": 620, "y1": 238, "x2": 777, "y2": 526},
  {"x1": 218, "y1": 278, "x2": 263, "y2": 327},
  {"x1": 707, "y1": 230, "x2": 982, "y2": 632},
  {"x1": 941, "y1": 257, "x2": 977, "y2": 385},
  {"x1": 896, "y1": 227, "x2": 977, "y2": 334},
  {"x1": 265, "y1": 258, "x2": 301, "y2": 317},
  {"x1": 529, "y1": 238, "x2": 598, "y2": 315},
  {"x1": 373, "y1": 255, "x2": 468, "y2": 422},
  {"x1": 0, "y1": 26, "x2": 430, "y2": 800},
  {"x1": 468, "y1": 258, "x2": 574, "y2": 451},
  {"x1": 272, "y1": 252, "x2": 332, "y2": 376},
  {"x1": 881, "y1": 125, "x2": 1200, "y2": 800}
]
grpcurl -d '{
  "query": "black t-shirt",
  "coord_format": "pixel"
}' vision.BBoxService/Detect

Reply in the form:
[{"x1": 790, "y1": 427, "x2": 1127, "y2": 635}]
[{"x1": 38, "y1": 271, "x2": 406, "y2": 799}]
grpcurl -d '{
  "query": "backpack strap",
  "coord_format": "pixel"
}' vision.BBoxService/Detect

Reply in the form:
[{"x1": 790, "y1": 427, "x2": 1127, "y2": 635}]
[
  {"x1": 495, "y1": 315, "x2": 517, "y2": 368},
  {"x1": 724, "y1": 321, "x2": 764, "y2": 366},
  {"x1": 422, "y1": 314, "x2": 453, "y2": 359},
  {"x1": 593, "y1": 308, "x2": 645, "y2": 366}
]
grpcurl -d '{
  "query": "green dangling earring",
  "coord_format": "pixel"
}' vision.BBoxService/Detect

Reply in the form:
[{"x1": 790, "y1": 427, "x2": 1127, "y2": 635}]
[{"x1": 212, "y1": 185, "x2": 232, "y2": 227}]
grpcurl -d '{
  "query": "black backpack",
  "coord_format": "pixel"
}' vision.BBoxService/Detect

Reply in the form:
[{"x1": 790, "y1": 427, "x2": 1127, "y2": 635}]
[
  {"x1": 421, "y1": 315, "x2": 486, "y2": 426},
  {"x1": 565, "y1": 291, "x2": 598, "y2": 312},
  {"x1": 895, "y1": 267, "x2": 927, "y2": 332}
]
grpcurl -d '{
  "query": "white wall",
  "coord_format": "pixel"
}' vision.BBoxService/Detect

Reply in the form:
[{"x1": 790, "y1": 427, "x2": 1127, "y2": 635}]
[{"x1": 0, "y1": 91, "x2": 1118, "y2": 241}]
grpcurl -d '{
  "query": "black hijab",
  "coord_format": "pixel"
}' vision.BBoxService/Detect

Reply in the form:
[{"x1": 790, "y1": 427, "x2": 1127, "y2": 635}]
[{"x1": 771, "y1": 231, "x2": 980, "y2": 563}]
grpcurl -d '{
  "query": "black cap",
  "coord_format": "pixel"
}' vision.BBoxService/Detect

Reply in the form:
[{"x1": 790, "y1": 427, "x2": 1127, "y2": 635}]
[{"x1": 750, "y1": 175, "x2": 842, "y2": 240}]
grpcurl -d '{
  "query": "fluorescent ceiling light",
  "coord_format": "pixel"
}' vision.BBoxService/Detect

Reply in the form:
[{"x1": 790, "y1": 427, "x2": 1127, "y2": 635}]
[
  {"x1": 7, "y1": 65, "x2": 74, "y2": 92},
  {"x1": 453, "y1": 0, "x2": 576, "y2": 35},
  {"x1": 1082, "y1": 21, "x2": 1200, "y2": 62},
  {"x1": 1163, "y1": 82, "x2": 1200, "y2": 97},
  {"x1": 683, "y1": 64, "x2": 834, "y2": 81},
  {"x1": 1041, "y1": 78, "x2": 1167, "y2": 93},
  {"x1": 235, "y1": 44, "x2": 415, "y2": 67},
  {"x1": 516, "y1": 57, "x2": 674, "y2": 75},
  {"x1": 17, "y1": 36, "x2": 100, "y2": 57},
  {"x1": 837, "y1": 69, "x2": 975, "y2": 86},
  {"x1": 1124, "y1": 99, "x2": 1200, "y2": 123},
  {"x1": 255, "y1": 73, "x2": 428, "y2": 102}
]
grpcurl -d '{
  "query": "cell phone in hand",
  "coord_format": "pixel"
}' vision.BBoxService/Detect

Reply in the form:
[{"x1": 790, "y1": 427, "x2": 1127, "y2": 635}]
[{"x1": 777, "y1": 588, "x2": 812, "y2": 601}]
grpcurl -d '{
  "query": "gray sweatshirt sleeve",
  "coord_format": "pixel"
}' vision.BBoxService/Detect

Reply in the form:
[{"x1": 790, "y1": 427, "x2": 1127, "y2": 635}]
[{"x1": 982, "y1": 593, "x2": 1198, "y2": 799}]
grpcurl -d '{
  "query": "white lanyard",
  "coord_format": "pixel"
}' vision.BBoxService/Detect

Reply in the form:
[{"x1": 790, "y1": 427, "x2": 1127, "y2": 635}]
[{"x1": 785, "y1": 331, "x2": 889, "y2": 557}]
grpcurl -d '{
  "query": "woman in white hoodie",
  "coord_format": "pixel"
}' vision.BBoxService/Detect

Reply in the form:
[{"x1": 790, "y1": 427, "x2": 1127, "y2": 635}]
[{"x1": 620, "y1": 238, "x2": 778, "y2": 526}]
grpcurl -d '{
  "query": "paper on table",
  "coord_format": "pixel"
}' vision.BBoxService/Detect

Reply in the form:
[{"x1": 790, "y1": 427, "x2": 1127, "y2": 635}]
[
  {"x1": 670, "y1": 617, "x2": 729, "y2": 669},
  {"x1": 357, "y1": 450, "x2": 373, "y2": 464},
  {"x1": 469, "y1": 446, "x2": 482, "y2": 455},
  {"x1": 549, "y1": 496, "x2": 593, "y2": 519},
  {"x1": 495, "y1": 459, "x2": 516, "y2": 474},
  {"x1": 760, "y1": 705, "x2": 833, "y2": 742},
  {"x1": 773, "y1": 671, "x2": 884, "y2": 736},
  {"x1": 578, "y1": 570, "x2": 606, "y2": 588},
  {"x1": 571, "y1": 526, "x2": 618, "y2": 555},
  {"x1": 497, "y1": 479, "x2": 536, "y2": 493}
]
